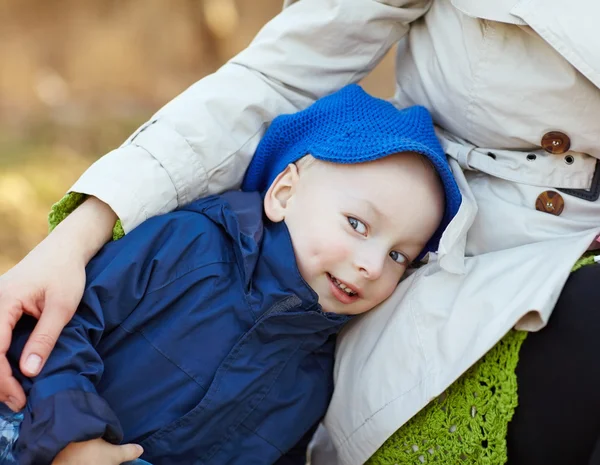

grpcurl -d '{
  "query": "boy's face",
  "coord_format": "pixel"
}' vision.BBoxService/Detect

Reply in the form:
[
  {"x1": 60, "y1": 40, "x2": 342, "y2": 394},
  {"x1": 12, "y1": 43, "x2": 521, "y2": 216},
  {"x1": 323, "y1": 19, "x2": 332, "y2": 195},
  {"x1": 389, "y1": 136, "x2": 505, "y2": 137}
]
[{"x1": 264, "y1": 153, "x2": 445, "y2": 315}]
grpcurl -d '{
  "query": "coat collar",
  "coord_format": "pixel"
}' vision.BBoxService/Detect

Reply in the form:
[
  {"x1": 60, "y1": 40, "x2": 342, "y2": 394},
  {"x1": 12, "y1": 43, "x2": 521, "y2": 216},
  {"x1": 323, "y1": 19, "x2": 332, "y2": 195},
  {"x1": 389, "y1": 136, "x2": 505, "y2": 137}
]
[
  {"x1": 511, "y1": 0, "x2": 600, "y2": 90},
  {"x1": 452, "y1": 0, "x2": 600, "y2": 89},
  {"x1": 260, "y1": 219, "x2": 351, "y2": 328},
  {"x1": 180, "y1": 191, "x2": 264, "y2": 289},
  {"x1": 190, "y1": 190, "x2": 350, "y2": 328},
  {"x1": 450, "y1": 0, "x2": 525, "y2": 25}
]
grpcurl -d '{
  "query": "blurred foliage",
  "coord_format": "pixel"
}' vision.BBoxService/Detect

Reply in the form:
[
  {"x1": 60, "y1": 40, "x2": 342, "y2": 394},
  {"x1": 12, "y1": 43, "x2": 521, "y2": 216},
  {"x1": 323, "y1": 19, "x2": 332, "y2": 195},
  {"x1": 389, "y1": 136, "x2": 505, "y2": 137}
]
[{"x1": 0, "y1": 0, "x2": 395, "y2": 273}]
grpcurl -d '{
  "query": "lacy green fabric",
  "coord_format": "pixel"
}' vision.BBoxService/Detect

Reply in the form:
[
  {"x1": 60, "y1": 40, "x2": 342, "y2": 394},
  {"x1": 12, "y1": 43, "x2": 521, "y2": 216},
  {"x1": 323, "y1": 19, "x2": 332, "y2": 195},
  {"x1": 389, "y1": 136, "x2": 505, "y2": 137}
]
[
  {"x1": 48, "y1": 193, "x2": 125, "y2": 240},
  {"x1": 571, "y1": 251, "x2": 597, "y2": 272},
  {"x1": 48, "y1": 192, "x2": 594, "y2": 465},
  {"x1": 367, "y1": 330, "x2": 528, "y2": 465},
  {"x1": 368, "y1": 254, "x2": 593, "y2": 465}
]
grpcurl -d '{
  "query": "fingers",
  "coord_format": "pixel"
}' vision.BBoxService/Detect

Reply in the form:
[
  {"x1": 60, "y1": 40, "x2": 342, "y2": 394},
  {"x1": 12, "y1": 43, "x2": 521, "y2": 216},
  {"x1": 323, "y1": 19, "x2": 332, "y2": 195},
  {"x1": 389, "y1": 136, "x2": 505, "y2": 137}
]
[
  {"x1": 52, "y1": 439, "x2": 144, "y2": 465},
  {"x1": 0, "y1": 299, "x2": 21, "y2": 358},
  {"x1": 0, "y1": 300, "x2": 26, "y2": 410},
  {"x1": 112, "y1": 443, "x2": 144, "y2": 464},
  {"x1": 19, "y1": 294, "x2": 70, "y2": 377},
  {"x1": 0, "y1": 357, "x2": 26, "y2": 411}
]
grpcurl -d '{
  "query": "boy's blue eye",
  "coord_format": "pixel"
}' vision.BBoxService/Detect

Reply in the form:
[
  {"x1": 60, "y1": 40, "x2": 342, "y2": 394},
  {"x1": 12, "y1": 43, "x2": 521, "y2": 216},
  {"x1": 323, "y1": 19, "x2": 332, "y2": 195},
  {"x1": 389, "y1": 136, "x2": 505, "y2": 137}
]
[
  {"x1": 348, "y1": 217, "x2": 367, "y2": 235},
  {"x1": 389, "y1": 250, "x2": 408, "y2": 265}
]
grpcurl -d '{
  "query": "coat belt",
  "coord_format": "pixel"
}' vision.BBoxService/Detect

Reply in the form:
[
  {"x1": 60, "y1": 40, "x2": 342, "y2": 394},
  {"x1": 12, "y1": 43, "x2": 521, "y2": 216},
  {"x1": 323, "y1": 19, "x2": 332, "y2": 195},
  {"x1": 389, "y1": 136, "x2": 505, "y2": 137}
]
[{"x1": 436, "y1": 127, "x2": 597, "y2": 190}]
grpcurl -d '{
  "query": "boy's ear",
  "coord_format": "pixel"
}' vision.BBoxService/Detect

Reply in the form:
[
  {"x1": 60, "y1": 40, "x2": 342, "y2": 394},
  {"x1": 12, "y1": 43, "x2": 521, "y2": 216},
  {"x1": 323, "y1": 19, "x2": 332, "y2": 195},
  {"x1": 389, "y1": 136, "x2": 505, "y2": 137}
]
[{"x1": 264, "y1": 163, "x2": 300, "y2": 223}]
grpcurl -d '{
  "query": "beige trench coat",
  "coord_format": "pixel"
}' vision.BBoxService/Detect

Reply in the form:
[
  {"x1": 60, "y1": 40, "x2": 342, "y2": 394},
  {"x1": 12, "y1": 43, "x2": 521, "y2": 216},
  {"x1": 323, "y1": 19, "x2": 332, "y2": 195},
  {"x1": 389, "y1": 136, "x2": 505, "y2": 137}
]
[{"x1": 70, "y1": 0, "x2": 600, "y2": 463}]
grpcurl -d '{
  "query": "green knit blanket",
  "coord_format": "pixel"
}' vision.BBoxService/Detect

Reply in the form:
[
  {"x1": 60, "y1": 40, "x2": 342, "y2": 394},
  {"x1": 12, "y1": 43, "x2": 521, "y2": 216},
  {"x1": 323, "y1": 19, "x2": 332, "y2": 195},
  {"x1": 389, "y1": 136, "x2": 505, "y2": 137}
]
[
  {"x1": 368, "y1": 252, "x2": 595, "y2": 465},
  {"x1": 367, "y1": 330, "x2": 527, "y2": 464},
  {"x1": 48, "y1": 193, "x2": 595, "y2": 465}
]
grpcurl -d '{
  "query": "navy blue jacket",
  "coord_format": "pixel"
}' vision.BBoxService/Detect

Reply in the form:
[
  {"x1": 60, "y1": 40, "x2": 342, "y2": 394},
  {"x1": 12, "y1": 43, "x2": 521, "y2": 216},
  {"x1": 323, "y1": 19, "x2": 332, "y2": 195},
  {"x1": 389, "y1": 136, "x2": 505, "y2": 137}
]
[{"x1": 9, "y1": 192, "x2": 349, "y2": 465}]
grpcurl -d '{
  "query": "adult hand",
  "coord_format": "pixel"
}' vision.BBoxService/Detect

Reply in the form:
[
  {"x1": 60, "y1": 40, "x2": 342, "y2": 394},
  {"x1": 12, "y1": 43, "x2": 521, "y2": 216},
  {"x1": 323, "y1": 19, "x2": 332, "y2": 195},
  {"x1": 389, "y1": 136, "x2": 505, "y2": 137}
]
[
  {"x1": 52, "y1": 438, "x2": 144, "y2": 465},
  {"x1": 0, "y1": 197, "x2": 117, "y2": 411},
  {"x1": 0, "y1": 239, "x2": 87, "y2": 411}
]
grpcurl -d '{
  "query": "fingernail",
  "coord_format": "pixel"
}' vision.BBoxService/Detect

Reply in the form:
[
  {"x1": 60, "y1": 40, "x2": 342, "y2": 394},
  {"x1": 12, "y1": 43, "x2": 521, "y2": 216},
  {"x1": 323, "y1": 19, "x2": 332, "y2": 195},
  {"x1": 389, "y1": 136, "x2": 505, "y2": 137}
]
[
  {"x1": 25, "y1": 354, "x2": 42, "y2": 375},
  {"x1": 136, "y1": 445, "x2": 144, "y2": 453}
]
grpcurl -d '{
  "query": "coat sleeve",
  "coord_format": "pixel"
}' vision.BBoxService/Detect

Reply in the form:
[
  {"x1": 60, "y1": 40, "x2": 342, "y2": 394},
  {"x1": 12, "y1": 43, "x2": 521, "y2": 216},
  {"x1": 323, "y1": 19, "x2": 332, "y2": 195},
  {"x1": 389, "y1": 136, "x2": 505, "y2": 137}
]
[
  {"x1": 69, "y1": 0, "x2": 431, "y2": 233},
  {"x1": 12, "y1": 214, "x2": 194, "y2": 465}
]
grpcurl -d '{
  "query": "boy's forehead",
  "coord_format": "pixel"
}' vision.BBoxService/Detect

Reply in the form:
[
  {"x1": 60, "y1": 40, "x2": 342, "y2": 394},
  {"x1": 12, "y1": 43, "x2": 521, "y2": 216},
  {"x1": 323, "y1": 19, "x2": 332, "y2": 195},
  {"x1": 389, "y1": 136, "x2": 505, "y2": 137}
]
[
  {"x1": 294, "y1": 152, "x2": 443, "y2": 212},
  {"x1": 323, "y1": 154, "x2": 443, "y2": 209},
  {"x1": 306, "y1": 151, "x2": 435, "y2": 179}
]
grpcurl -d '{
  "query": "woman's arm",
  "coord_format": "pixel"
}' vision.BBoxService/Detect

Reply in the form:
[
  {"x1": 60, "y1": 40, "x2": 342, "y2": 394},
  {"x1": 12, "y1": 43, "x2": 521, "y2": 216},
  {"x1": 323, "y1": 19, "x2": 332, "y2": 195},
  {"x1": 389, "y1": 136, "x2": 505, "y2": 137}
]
[
  {"x1": 0, "y1": 197, "x2": 116, "y2": 410},
  {"x1": 12, "y1": 212, "x2": 185, "y2": 464},
  {"x1": 72, "y1": 0, "x2": 432, "y2": 233},
  {"x1": 0, "y1": 0, "x2": 432, "y2": 411}
]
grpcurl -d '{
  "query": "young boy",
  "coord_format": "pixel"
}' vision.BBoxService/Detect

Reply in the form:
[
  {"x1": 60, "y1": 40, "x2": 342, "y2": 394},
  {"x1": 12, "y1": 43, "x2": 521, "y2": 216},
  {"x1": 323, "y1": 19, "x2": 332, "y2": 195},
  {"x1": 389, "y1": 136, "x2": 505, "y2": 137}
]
[{"x1": 2, "y1": 85, "x2": 461, "y2": 465}]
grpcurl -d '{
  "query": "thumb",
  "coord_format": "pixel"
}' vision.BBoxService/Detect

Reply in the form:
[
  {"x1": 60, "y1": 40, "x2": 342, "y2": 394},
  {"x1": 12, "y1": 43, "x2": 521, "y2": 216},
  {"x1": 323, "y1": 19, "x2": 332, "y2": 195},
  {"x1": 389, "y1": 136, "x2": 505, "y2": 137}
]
[
  {"x1": 20, "y1": 294, "x2": 72, "y2": 377},
  {"x1": 112, "y1": 443, "x2": 144, "y2": 463}
]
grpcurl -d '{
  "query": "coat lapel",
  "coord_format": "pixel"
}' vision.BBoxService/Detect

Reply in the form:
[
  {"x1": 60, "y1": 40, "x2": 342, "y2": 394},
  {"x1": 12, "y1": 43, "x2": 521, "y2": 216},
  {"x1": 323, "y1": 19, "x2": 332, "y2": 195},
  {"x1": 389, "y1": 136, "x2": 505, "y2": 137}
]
[
  {"x1": 450, "y1": 0, "x2": 525, "y2": 25},
  {"x1": 512, "y1": 0, "x2": 600, "y2": 90},
  {"x1": 453, "y1": 0, "x2": 600, "y2": 89}
]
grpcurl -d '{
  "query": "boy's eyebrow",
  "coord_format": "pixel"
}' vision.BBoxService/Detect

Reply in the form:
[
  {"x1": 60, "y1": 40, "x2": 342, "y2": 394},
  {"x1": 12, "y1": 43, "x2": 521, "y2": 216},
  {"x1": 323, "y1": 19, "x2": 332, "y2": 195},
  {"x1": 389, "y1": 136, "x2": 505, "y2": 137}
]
[{"x1": 357, "y1": 197, "x2": 384, "y2": 219}]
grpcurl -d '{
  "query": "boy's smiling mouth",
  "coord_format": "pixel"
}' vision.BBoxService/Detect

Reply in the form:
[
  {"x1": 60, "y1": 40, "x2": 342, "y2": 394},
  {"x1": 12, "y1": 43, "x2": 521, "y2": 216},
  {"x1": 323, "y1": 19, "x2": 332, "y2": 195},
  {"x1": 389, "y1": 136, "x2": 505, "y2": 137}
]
[{"x1": 326, "y1": 272, "x2": 360, "y2": 304}]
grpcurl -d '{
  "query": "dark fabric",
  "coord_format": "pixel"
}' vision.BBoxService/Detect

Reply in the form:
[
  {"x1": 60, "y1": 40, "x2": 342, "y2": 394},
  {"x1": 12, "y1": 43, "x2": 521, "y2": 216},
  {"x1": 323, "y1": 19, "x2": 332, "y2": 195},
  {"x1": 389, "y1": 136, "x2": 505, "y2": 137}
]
[
  {"x1": 9, "y1": 191, "x2": 349, "y2": 465},
  {"x1": 507, "y1": 263, "x2": 600, "y2": 465},
  {"x1": 17, "y1": 390, "x2": 123, "y2": 464},
  {"x1": 273, "y1": 421, "x2": 320, "y2": 465}
]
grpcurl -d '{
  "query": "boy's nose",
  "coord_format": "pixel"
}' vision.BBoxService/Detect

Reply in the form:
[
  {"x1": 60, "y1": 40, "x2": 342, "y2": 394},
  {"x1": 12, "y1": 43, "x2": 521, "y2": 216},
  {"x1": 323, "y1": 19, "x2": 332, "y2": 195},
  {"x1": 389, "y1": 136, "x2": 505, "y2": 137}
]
[{"x1": 355, "y1": 252, "x2": 384, "y2": 280}]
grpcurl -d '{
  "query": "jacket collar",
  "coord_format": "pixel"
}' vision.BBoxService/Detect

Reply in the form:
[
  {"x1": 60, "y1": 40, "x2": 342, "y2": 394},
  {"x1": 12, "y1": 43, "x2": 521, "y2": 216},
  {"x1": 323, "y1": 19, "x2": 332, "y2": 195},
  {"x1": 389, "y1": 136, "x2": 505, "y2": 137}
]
[
  {"x1": 188, "y1": 191, "x2": 349, "y2": 328},
  {"x1": 451, "y1": 0, "x2": 526, "y2": 25},
  {"x1": 511, "y1": 0, "x2": 600, "y2": 90},
  {"x1": 218, "y1": 190, "x2": 321, "y2": 310},
  {"x1": 183, "y1": 191, "x2": 264, "y2": 288},
  {"x1": 452, "y1": 0, "x2": 600, "y2": 89},
  {"x1": 260, "y1": 219, "x2": 351, "y2": 328}
]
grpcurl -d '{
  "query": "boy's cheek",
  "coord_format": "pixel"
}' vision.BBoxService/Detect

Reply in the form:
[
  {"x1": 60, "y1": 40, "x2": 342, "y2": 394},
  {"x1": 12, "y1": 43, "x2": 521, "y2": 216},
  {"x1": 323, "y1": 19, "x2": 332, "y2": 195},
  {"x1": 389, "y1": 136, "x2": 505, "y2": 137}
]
[
  {"x1": 322, "y1": 239, "x2": 354, "y2": 263},
  {"x1": 375, "y1": 278, "x2": 401, "y2": 305},
  {"x1": 307, "y1": 242, "x2": 348, "y2": 268}
]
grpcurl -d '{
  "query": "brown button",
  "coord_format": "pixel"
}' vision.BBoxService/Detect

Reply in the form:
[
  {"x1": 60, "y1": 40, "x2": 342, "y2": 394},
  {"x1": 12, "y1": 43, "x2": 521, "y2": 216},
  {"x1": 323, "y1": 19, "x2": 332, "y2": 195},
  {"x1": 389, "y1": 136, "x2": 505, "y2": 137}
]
[
  {"x1": 535, "y1": 190, "x2": 564, "y2": 216},
  {"x1": 541, "y1": 131, "x2": 571, "y2": 154}
]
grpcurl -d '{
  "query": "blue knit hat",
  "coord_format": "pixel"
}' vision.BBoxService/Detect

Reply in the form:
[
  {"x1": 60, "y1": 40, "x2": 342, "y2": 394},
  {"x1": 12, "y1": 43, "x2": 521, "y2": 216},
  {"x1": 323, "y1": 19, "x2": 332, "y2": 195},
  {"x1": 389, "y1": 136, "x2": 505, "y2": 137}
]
[{"x1": 242, "y1": 84, "x2": 462, "y2": 257}]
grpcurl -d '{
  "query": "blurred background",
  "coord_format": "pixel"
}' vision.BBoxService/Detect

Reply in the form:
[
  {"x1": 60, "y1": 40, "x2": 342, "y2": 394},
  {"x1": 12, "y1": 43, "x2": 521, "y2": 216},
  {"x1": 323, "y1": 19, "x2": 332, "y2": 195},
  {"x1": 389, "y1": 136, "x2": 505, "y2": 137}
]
[{"x1": 0, "y1": 0, "x2": 395, "y2": 273}]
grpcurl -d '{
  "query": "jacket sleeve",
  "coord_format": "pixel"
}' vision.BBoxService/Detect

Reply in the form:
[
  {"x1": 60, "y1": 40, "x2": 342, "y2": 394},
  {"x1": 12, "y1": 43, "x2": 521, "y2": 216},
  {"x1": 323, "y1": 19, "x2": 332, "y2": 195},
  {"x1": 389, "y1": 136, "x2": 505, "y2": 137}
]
[
  {"x1": 69, "y1": 0, "x2": 431, "y2": 233},
  {"x1": 13, "y1": 215, "x2": 185, "y2": 465}
]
